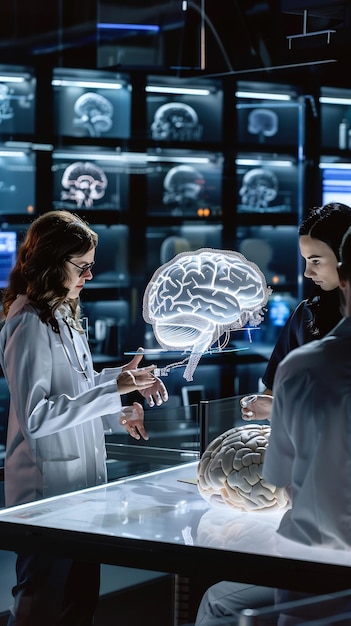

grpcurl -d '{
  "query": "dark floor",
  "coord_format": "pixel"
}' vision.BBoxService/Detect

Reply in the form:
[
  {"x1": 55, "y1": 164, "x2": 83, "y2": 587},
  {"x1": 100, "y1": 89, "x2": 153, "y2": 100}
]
[
  {"x1": 94, "y1": 574, "x2": 175, "y2": 626},
  {"x1": 0, "y1": 574, "x2": 199, "y2": 626}
]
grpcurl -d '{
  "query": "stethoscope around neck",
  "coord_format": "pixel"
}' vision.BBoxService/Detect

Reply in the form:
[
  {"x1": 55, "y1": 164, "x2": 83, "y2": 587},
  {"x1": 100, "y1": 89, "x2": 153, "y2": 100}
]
[{"x1": 59, "y1": 318, "x2": 88, "y2": 380}]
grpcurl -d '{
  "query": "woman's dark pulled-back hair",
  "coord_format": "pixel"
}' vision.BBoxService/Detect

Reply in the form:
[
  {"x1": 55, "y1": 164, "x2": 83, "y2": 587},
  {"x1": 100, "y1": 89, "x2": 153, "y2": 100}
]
[
  {"x1": 299, "y1": 202, "x2": 351, "y2": 261},
  {"x1": 2, "y1": 210, "x2": 98, "y2": 328},
  {"x1": 299, "y1": 202, "x2": 351, "y2": 337},
  {"x1": 340, "y1": 226, "x2": 351, "y2": 276}
]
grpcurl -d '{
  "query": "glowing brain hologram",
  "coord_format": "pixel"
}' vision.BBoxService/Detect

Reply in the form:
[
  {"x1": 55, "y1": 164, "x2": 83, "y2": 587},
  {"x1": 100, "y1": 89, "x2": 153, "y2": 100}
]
[
  {"x1": 197, "y1": 424, "x2": 289, "y2": 511},
  {"x1": 142, "y1": 248, "x2": 270, "y2": 381}
]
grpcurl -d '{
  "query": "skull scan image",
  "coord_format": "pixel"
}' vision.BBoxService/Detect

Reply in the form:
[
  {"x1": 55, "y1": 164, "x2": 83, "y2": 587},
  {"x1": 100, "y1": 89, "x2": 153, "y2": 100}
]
[
  {"x1": 0, "y1": 84, "x2": 14, "y2": 123},
  {"x1": 239, "y1": 167, "x2": 278, "y2": 210},
  {"x1": 163, "y1": 165, "x2": 205, "y2": 211},
  {"x1": 143, "y1": 248, "x2": 270, "y2": 381},
  {"x1": 73, "y1": 92, "x2": 114, "y2": 138},
  {"x1": 151, "y1": 102, "x2": 202, "y2": 141},
  {"x1": 247, "y1": 108, "x2": 279, "y2": 141},
  {"x1": 197, "y1": 424, "x2": 289, "y2": 511},
  {"x1": 61, "y1": 161, "x2": 108, "y2": 208}
]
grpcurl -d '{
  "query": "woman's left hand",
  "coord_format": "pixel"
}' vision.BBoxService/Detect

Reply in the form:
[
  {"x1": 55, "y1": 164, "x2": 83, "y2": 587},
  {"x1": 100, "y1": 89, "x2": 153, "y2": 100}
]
[{"x1": 119, "y1": 402, "x2": 149, "y2": 440}]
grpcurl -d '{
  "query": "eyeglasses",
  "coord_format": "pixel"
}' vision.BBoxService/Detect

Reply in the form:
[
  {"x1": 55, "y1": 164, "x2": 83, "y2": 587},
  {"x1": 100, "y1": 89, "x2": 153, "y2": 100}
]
[{"x1": 67, "y1": 259, "x2": 95, "y2": 277}]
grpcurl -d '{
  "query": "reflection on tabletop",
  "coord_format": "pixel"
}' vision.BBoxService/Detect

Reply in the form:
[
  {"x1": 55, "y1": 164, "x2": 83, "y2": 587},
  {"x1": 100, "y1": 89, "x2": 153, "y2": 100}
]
[{"x1": 0, "y1": 463, "x2": 351, "y2": 569}]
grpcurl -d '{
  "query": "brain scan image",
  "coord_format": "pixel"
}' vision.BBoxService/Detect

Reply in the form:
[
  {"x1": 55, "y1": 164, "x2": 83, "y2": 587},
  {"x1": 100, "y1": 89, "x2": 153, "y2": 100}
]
[
  {"x1": 151, "y1": 102, "x2": 202, "y2": 141},
  {"x1": 61, "y1": 161, "x2": 108, "y2": 208},
  {"x1": 143, "y1": 248, "x2": 270, "y2": 381},
  {"x1": 163, "y1": 165, "x2": 205, "y2": 209},
  {"x1": 73, "y1": 92, "x2": 114, "y2": 137},
  {"x1": 0, "y1": 84, "x2": 15, "y2": 124},
  {"x1": 247, "y1": 108, "x2": 279, "y2": 140},
  {"x1": 197, "y1": 424, "x2": 289, "y2": 511},
  {"x1": 239, "y1": 167, "x2": 279, "y2": 210}
]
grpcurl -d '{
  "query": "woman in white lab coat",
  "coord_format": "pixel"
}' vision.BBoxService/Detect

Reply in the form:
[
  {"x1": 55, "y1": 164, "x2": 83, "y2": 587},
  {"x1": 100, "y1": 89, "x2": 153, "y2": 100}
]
[{"x1": 0, "y1": 210, "x2": 168, "y2": 626}]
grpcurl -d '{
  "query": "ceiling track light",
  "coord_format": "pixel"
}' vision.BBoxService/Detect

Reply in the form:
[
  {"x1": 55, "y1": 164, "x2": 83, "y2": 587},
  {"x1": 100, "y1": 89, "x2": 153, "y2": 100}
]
[{"x1": 286, "y1": 9, "x2": 335, "y2": 49}]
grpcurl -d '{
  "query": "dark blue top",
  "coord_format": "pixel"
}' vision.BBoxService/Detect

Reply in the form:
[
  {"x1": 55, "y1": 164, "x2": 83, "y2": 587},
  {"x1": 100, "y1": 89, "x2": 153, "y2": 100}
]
[
  {"x1": 262, "y1": 287, "x2": 343, "y2": 390},
  {"x1": 262, "y1": 299, "x2": 315, "y2": 391}
]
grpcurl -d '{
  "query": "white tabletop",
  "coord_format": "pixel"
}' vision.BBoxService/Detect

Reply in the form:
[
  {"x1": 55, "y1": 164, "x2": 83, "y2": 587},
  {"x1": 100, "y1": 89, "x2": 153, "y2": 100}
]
[{"x1": 0, "y1": 462, "x2": 350, "y2": 593}]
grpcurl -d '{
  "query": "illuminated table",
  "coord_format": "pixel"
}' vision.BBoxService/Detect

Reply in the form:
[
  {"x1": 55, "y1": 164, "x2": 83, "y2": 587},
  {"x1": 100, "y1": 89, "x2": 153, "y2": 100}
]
[{"x1": 0, "y1": 462, "x2": 350, "y2": 594}]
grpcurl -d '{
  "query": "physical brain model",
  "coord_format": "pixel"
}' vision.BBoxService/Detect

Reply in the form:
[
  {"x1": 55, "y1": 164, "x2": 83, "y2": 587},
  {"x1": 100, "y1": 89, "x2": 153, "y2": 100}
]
[
  {"x1": 197, "y1": 424, "x2": 288, "y2": 511},
  {"x1": 143, "y1": 248, "x2": 270, "y2": 381}
]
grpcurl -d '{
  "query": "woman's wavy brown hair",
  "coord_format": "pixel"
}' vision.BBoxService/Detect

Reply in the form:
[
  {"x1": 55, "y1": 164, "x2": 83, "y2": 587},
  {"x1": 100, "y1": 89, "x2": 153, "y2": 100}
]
[{"x1": 1, "y1": 210, "x2": 98, "y2": 331}]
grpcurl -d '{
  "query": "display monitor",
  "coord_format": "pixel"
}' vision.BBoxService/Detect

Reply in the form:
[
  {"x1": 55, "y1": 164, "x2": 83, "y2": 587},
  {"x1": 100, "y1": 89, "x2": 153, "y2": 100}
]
[
  {"x1": 145, "y1": 223, "x2": 222, "y2": 280},
  {"x1": 0, "y1": 71, "x2": 35, "y2": 136},
  {"x1": 236, "y1": 102, "x2": 301, "y2": 147},
  {"x1": 320, "y1": 101, "x2": 351, "y2": 150},
  {"x1": 146, "y1": 150, "x2": 223, "y2": 218},
  {"x1": 321, "y1": 167, "x2": 351, "y2": 206},
  {"x1": 0, "y1": 231, "x2": 17, "y2": 288},
  {"x1": 81, "y1": 300, "x2": 130, "y2": 360},
  {"x1": 146, "y1": 83, "x2": 223, "y2": 143},
  {"x1": 235, "y1": 225, "x2": 299, "y2": 290},
  {"x1": 84, "y1": 224, "x2": 129, "y2": 288},
  {"x1": 236, "y1": 157, "x2": 300, "y2": 214},
  {"x1": 52, "y1": 69, "x2": 131, "y2": 140},
  {"x1": 51, "y1": 150, "x2": 130, "y2": 211},
  {"x1": 0, "y1": 151, "x2": 36, "y2": 216}
]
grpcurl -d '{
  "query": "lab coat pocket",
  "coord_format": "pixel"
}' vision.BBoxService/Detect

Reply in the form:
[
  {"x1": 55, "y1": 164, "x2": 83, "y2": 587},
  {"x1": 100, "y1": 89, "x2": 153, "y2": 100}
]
[
  {"x1": 36, "y1": 430, "x2": 80, "y2": 462},
  {"x1": 42, "y1": 457, "x2": 85, "y2": 496}
]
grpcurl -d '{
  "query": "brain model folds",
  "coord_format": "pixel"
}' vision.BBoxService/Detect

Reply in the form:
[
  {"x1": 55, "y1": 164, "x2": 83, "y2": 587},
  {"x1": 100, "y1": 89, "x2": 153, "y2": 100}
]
[
  {"x1": 143, "y1": 248, "x2": 270, "y2": 381},
  {"x1": 197, "y1": 424, "x2": 288, "y2": 511}
]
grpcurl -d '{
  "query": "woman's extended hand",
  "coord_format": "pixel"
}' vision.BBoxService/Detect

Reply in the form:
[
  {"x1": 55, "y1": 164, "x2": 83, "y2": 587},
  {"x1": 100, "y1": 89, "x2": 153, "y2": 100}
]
[
  {"x1": 119, "y1": 402, "x2": 149, "y2": 440},
  {"x1": 117, "y1": 365, "x2": 168, "y2": 407},
  {"x1": 240, "y1": 394, "x2": 274, "y2": 421},
  {"x1": 120, "y1": 347, "x2": 168, "y2": 407}
]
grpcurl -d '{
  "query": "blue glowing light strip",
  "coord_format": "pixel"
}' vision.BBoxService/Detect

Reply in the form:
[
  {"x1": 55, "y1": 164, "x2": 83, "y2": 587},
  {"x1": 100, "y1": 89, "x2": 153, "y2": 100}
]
[{"x1": 97, "y1": 22, "x2": 160, "y2": 33}]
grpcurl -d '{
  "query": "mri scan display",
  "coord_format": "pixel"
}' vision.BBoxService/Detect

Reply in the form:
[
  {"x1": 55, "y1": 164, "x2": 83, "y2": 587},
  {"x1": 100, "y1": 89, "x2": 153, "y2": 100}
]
[
  {"x1": 146, "y1": 150, "x2": 223, "y2": 217},
  {"x1": 237, "y1": 103, "x2": 300, "y2": 146},
  {"x1": 162, "y1": 164, "x2": 205, "y2": 207},
  {"x1": 0, "y1": 75, "x2": 35, "y2": 135},
  {"x1": 247, "y1": 108, "x2": 279, "y2": 140},
  {"x1": 60, "y1": 161, "x2": 108, "y2": 208},
  {"x1": 0, "y1": 84, "x2": 15, "y2": 124},
  {"x1": 52, "y1": 153, "x2": 130, "y2": 211},
  {"x1": 73, "y1": 92, "x2": 114, "y2": 137},
  {"x1": 147, "y1": 87, "x2": 223, "y2": 143},
  {"x1": 239, "y1": 167, "x2": 279, "y2": 210},
  {"x1": 143, "y1": 248, "x2": 270, "y2": 381},
  {"x1": 151, "y1": 102, "x2": 203, "y2": 141},
  {"x1": 237, "y1": 162, "x2": 298, "y2": 213},
  {"x1": 197, "y1": 424, "x2": 289, "y2": 511},
  {"x1": 52, "y1": 70, "x2": 131, "y2": 139},
  {"x1": 0, "y1": 152, "x2": 36, "y2": 215}
]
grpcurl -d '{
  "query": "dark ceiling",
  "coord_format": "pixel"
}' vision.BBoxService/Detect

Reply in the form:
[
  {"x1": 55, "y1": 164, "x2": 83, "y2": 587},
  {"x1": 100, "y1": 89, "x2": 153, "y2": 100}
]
[{"x1": 0, "y1": 0, "x2": 350, "y2": 88}]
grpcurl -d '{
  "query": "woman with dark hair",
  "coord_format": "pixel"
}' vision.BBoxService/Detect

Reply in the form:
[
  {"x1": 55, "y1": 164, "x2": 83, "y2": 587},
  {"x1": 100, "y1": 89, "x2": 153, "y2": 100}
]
[
  {"x1": 0, "y1": 210, "x2": 168, "y2": 626},
  {"x1": 241, "y1": 201, "x2": 351, "y2": 421},
  {"x1": 196, "y1": 202, "x2": 351, "y2": 626}
]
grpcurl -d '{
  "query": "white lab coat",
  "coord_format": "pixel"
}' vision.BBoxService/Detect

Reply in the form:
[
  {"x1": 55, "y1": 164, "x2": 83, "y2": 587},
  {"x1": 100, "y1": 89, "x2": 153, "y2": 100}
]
[
  {"x1": 263, "y1": 316, "x2": 351, "y2": 548},
  {"x1": 0, "y1": 295, "x2": 123, "y2": 507}
]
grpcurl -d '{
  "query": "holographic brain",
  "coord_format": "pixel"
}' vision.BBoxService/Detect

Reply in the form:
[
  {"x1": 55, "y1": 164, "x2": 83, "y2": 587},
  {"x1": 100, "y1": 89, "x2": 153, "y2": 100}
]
[
  {"x1": 197, "y1": 424, "x2": 288, "y2": 511},
  {"x1": 143, "y1": 248, "x2": 270, "y2": 381}
]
